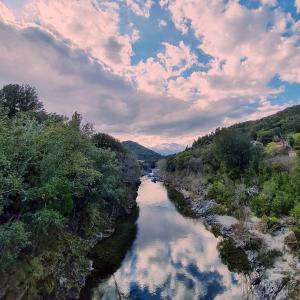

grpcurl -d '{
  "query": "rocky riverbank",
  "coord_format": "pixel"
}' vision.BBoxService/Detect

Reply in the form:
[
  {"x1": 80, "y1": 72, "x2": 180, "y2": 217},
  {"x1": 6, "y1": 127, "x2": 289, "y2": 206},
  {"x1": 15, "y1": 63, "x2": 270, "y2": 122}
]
[{"x1": 161, "y1": 174, "x2": 300, "y2": 300}]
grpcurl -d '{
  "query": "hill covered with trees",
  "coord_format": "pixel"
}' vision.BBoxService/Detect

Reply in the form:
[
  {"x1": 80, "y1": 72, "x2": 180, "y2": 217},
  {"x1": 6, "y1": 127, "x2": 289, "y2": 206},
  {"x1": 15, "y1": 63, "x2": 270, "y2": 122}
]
[
  {"x1": 122, "y1": 140, "x2": 163, "y2": 170},
  {"x1": 164, "y1": 104, "x2": 300, "y2": 250},
  {"x1": 0, "y1": 84, "x2": 141, "y2": 299}
]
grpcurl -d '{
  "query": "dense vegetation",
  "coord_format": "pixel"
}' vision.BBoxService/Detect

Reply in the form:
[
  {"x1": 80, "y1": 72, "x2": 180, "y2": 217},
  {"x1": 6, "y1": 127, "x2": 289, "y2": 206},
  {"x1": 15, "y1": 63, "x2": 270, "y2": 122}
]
[
  {"x1": 0, "y1": 84, "x2": 141, "y2": 299},
  {"x1": 165, "y1": 105, "x2": 300, "y2": 246},
  {"x1": 122, "y1": 140, "x2": 163, "y2": 170}
]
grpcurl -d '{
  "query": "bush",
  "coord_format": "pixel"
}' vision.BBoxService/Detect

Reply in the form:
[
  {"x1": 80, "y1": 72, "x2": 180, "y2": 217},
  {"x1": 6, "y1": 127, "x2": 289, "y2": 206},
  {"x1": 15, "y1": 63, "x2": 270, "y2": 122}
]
[
  {"x1": 257, "y1": 216, "x2": 282, "y2": 233},
  {"x1": 294, "y1": 133, "x2": 300, "y2": 145},
  {"x1": 272, "y1": 191, "x2": 294, "y2": 215},
  {"x1": 257, "y1": 249, "x2": 282, "y2": 267},
  {"x1": 207, "y1": 179, "x2": 234, "y2": 206},
  {"x1": 0, "y1": 221, "x2": 30, "y2": 268},
  {"x1": 265, "y1": 142, "x2": 280, "y2": 156},
  {"x1": 31, "y1": 208, "x2": 64, "y2": 248}
]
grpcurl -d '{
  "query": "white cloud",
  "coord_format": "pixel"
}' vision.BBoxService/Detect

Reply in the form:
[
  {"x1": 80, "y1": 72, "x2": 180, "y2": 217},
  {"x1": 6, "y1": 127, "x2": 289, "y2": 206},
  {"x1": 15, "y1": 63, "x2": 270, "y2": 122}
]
[
  {"x1": 261, "y1": 0, "x2": 277, "y2": 6},
  {"x1": 130, "y1": 41, "x2": 198, "y2": 95},
  {"x1": 16, "y1": 0, "x2": 134, "y2": 74},
  {"x1": 295, "y1": 0, "x2": 300, "y2": 13},
  {"x1": 126, "y1": 0, "x2": 153, "y2": 17},
  {"x1": 158, "y1": 18, "x2": 167, "y2": 27},
  {"x1": 0, "y1": 0, "x2": 299, "y2": 150},
  {"x1": 0, "y1": 2, "x2": 16, "y2": 23}
]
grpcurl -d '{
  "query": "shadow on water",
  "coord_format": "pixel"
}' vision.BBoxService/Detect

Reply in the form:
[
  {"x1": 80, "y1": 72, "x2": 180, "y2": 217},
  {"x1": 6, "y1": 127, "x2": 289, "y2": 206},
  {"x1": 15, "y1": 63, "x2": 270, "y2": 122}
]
[
  {"x1": 166, "y1": 186, "x2": 198, "y2": 219},
  {"x1": 79, "y1": 206, "x2": 139, "y2": 299}
]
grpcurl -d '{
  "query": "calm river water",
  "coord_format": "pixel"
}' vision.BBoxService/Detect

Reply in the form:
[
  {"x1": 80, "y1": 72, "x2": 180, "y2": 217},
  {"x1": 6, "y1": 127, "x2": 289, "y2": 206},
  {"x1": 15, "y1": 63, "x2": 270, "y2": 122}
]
[{"x1": 81, "y1": 177, "x2": 248, "y2": 300}]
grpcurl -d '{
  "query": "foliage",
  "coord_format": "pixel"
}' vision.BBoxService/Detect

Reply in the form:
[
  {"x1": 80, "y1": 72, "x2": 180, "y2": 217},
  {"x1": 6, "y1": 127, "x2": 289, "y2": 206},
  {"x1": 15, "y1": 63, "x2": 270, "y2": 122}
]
[
  {"x1": 257, "y1": 216, "x2": 282, "y2": 233},
  {"x1": 122, "y1": 140, "x2": 163, "y2": 169},
  {"x1": 214, "y1": 129, "x2": 252, "y2": 176},
  {"x1": 217, "y1": 238, "x2": 252, "y2": 274},
  {"x1": 93, "y1": 133, "x2": 125, "y2": 153},
  {"x1": 288, "y1": 135, "x2": 295, "y2": 148},
  {"x1": 0, "y1": 84, "x2": 43, "y2": 117},
  {"x1": 265, "y1": 142, "x2": 279, "y2": 155},
  {"x1": 0, "y1": 221, "x2": 29, "y2": 268},
  {"x1": 0, "y1": 84, "x2": 141, "y2": 298},
  {"x1": 165, "y1": 103, "x2": 300, "y2": 242},
  {"x1": 294, "y1": 133, "x2": 300, "y2": 144}
]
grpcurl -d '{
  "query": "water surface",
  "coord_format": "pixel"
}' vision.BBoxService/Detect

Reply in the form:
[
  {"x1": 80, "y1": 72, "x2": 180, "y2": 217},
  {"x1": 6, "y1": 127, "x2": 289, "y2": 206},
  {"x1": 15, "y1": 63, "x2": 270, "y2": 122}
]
[{"x1": 84, "y1": 177, "x2": 247, "y2": 300}]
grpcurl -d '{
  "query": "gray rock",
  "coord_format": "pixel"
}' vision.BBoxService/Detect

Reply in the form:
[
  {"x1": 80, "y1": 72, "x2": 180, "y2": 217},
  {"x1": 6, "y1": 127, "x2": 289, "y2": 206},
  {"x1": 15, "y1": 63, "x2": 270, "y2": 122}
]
[
  {"x1": 59, "y1": 276, "x2": 67, "y2": 286},
  {"x1": 247, "y1": 250, "x2": 258, "y2": 263},
  {"x1": 275, "y1": 288, "x2": 289, "y2": 300},
  {"x1": 250, "y1": 272, "x2": 261, "y2": 285}
]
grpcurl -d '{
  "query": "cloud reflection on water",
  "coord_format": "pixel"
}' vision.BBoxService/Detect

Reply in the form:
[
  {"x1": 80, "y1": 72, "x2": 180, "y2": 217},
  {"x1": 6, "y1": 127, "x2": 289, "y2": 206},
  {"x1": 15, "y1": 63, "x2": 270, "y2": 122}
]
[{"x1": 92, "y1": 179, "x2": 245, "y2": 300}]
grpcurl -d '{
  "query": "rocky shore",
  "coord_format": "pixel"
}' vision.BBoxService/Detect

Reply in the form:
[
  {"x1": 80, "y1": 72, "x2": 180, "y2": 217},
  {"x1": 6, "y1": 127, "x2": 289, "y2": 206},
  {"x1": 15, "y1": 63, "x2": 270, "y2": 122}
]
[{"x1": 161, "y1": 176, "x2": 300, "y2": 300}]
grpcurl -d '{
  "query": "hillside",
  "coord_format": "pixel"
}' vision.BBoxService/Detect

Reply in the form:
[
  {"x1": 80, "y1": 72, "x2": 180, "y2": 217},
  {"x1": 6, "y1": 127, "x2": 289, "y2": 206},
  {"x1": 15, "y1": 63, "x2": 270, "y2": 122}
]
[
  {"x1": 122, "y1": 140, "x2": 163, "y2": 167},
  {"x1": 193, "y1": 104, "x2": 300, "y2": 147}
]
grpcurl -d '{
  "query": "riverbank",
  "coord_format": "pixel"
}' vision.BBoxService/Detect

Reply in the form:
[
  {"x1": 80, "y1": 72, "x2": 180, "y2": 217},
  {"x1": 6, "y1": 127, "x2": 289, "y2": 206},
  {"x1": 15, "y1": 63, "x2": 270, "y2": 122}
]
[{"x1": 160, "y1": 172, "x2": 300, "y2": 300}]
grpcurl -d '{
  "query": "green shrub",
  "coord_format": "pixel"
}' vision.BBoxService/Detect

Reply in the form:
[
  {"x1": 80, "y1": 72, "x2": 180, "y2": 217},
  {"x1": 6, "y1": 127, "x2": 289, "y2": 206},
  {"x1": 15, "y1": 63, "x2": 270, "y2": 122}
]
[
  {"x1": 265, "y1": 142, "x2": 279, "y2": 155},
  {"x1": 207, "y1": 180, "x2": 234, "y2": 206},
  {"x1": 0, "y1": 221, "x2": 30, "y2": 268},
  {"x1": 257, "y1": 215, "x2": 282, "y2": 233},
  {"x1": 294, "y1": 133, "x2": 300, "y2": 145},
  {"x1": 257, "y1": 249, "x2": 282, "y2": 267}
]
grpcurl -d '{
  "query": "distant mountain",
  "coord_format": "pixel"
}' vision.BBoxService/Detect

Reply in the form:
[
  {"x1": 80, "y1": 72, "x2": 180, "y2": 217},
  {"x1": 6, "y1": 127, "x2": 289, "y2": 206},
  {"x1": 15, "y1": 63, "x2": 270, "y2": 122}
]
[
  {"x1": 151, "y1": 143, "x2": 186, "y2": 156},
  {"x1": 122, "y1": 141, "x2": 163, "y2": 165}
]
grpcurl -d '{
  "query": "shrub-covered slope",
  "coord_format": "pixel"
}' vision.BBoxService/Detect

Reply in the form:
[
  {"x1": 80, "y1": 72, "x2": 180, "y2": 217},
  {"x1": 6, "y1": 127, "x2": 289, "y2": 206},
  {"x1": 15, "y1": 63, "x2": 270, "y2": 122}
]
[
  {"x1": 164, "y1": 104, "x2": 300, "y2": 249},
  {"x1": 0, "y1": 84, "x2": 141, "y2": 299},
  {"x1": 122, "y1": 140, "x2": 163, "y2": 169}
]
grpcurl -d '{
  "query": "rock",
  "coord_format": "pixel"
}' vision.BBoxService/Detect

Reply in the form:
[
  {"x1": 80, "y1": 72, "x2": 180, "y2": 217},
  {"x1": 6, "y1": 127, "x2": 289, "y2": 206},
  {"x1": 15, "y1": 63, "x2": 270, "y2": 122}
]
[
  {"x1": 247, "y1": 185, "x2": 259, "y2": 196},
  {"x1": 59, "y1": 276, "x2": 67, "y2": 286},
  {"x1": 254, "y1": 278, "x2": 284, "y2": 300},
  {"x1": 88, "y1": 259, "x2": 94, "y2": 271},
  {"x1": 247, "y1": 250, "x2": 258, "y2": 264},
  {"x1": 191, "y1": 199, "x2": 218, "y2": 217},
  {"x1": 275, "y1": 288, "x2": 289, "y2": 300},
  {"x1": 250, "y1": 272, "x2": 261, "y2": 285}
]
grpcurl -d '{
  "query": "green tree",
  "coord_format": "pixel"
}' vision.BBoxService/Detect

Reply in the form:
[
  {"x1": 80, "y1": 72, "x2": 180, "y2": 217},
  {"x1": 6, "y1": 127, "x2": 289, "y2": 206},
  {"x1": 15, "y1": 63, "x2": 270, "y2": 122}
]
[
  {"x1": 215, "y1": 129, "x2": 252, "y2": 175},
  {"x1": 0, "y1": 221, "x2": 29, "y2": 268},
  {"x1": 288, "y1": 135, "x2": 295, "y2": 148},
  {"x1": 0, "y1": 84, "x2": 43, "y2": 117}
]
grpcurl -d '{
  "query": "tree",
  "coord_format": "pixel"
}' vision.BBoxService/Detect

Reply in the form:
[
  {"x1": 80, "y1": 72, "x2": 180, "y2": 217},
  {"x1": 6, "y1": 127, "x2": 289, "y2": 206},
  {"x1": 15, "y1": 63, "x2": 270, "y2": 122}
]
[
  {"x1": 288, "y1": 135, "x2": 295, "y2": 148},
  {"x1": 0, "y1": 84, "x2": 43, "y2": 117},
  {"x1": 215, "y1": 129, "x2": 252, "y2": 175},
  {"x1": 31, "y1": 208, "x2": 64, "y2": 249},
  {"x1": 294, "y1": 133, "x2": 300, "y2": 145},
  {"x1": 0, "y1": 221, "x2": 29, "y2": 268},
  {"x1": 93, "y1": 133, "x2": 125, "y2": 153}
]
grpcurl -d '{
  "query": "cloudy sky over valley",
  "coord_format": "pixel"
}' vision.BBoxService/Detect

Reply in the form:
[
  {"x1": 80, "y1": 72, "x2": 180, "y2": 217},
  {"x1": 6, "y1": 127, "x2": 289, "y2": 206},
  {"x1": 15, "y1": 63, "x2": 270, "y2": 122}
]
[{"x1": 0, "y1": 0, "x2": 300, "y2": 153}]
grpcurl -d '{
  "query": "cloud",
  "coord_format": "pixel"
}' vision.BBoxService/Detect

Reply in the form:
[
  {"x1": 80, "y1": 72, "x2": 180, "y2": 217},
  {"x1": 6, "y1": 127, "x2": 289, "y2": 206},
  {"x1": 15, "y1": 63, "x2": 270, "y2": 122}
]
[
  {"x1": 165, "y1": 0, "x2": 300, "y2": 88},
  {"x1": 126, "y1": 0, "x2": 153, "y2": 17},
  {"x1": 20, "y1": 0, "x2": 133, "y2": 74},
  {"x1": 0, "y1": 2, "x2": 16, "y2": 23},
  {"x1": 91, "y1": 182, "x2": 245, "y2": 299},
  {"x1": 0, "y1": 0, "x2": 299, "y2": 150},
  {"x1": 296, "y1": 0, "x2": 300, "y2": 13},
  {"x1": 158, "y1": 18, "x2": 167, "y2": 27},
  {"x1": 131, "y1": 41, "x2": 198, "y2": 95}
]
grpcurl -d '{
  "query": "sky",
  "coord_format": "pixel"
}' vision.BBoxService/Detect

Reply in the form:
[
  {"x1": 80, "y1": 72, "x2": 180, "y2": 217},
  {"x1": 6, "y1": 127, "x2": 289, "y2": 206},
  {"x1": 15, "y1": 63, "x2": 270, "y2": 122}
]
[{"x1": 0, "y1": 0, "x2": 300, "y2": 154}]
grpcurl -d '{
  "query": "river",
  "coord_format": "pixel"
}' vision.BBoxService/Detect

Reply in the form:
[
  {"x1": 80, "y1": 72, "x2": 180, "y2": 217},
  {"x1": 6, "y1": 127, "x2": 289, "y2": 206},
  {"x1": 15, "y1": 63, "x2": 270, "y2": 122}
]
[{"x1": 80, "y1": 177, "x2": 249, "y2": 300}]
